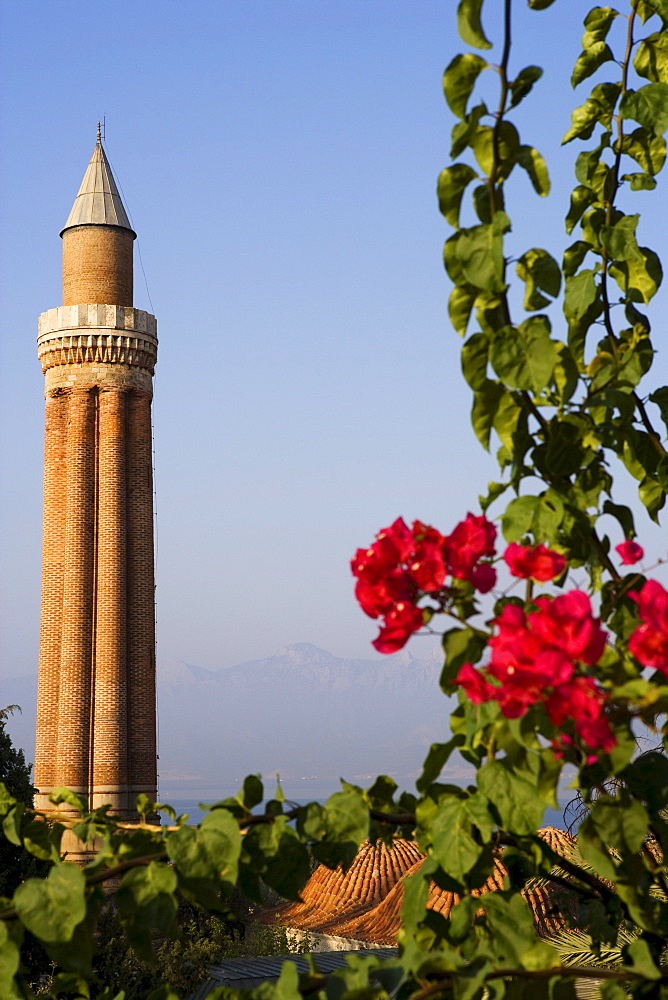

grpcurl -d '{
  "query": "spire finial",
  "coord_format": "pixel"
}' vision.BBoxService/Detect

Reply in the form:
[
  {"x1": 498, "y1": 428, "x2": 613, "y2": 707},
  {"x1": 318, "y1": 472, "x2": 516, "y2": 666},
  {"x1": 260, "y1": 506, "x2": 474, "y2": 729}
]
[{"x1": 97, "y1": 121, "x2": 102, "y2": 143}]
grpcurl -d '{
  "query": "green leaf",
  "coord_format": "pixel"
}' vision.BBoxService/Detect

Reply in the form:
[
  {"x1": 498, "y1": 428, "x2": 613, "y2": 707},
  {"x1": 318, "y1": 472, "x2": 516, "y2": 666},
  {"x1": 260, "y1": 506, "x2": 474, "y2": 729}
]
[
  {"x1": 323, "y1": 785, "x2": 369, "y2": 846},
  {"x1": 451, "y1": 101, "x2": 488, "y2": 157},
  {"x1": 457, "y1": 0, "x2": 492, "y2": 50},
  {"x1": 600, "y1": 214, "x2": 643, "y2": 262},
  {"x1": 634, "y1": 31, "x2": 668, "y2": 83},
  {"x1": 563, "y1": 240, "x2": 591, "y2": 277},
  {"x1": 471, "y1": 122, "x2": 520, "y2": 178},
  {"x1": 455, "y1": 214, "x2": 509, "y2": 293},
  {"x1": 449, "y1": 284, "x2": 477, "y2": 336},
  {"x1": 501, "y1": 492, "x2": 564, "y2": 543},
  {"x1": 584, "y1": 6, "x2": 619, "y2": 40},
  {"x1": 428, "y1": 795, "x2": 484, "y2": 880},
  {"x1": 494, "y1": 390, "x2": 524, "y2": 451},
  {"x1": 509, "y1": 65, "x2": 543, "y2": 108},
  {"x1": 471, "y1": 379, "x2": 505, "y2": 450},
  {"x1": 562, "y1": 83, "x2": 620, "y2": 143},
  {"x1": 2, "y1": 805, "x2": 23, "y2": 847},
  {"x1": 633, "y1": 0, "x2": 668, "y2": 24},
  {"x1": 553, "y1": 341, "x2": 580, "y2": 403},
  {"x1": 650, "y1": 386, "x2": 668, "y2": 430},
  {"x1": 609, "y1": 245, "x2": 663, "y2": 303},
  {"x1": 639, "y1": 474, "x2": 666, "y2": 521},
  {"x1": 624, "y1": 937, "x2": 662, "y2": 979},
  {"x1": 0, "y1": 922, "x2": 20, "y2": 999},
  {"x1": 50, "y1": 786, "x2": 86, "y2": 812},
  {"x1": 116, "y1": 862, "x2": 179, "y2": 965},
  {"x1": 441, "y1": 626, "x2": 487, "y2": 689},
  {"x1": 620, "y1": 83, "x2": 668, "y2": 135},
  {"x1": 591, "y1": 796, "x2": 649, "y2": 853},
  {"x1": 622, "y1": 170, "x2": 658, "y2": 189},
  {"x1": 565, "y1": 184, "x2": 595, "y2": 234},
  {"x1": 437, "y1": 163, "x2": 478, "y2": 227},
  {"x1": 490, "y1": 317, "x2": 557, "y2": 393},
  {"x1": 22, "y1": 819, "x2": 59, "y2": 861},
  {"x1": 461, "y1": 332, "x2": 489, "y2": 389},
  {"x1": 478, "y1": 761, "x2": 545, "y2": 835},
  {"x1": 617, "y1": 127, "x2": 667, "y2": 176},
  {"x1": 571, "y1": 42, "x2": 614, "y2": 88},
  {"x1": 167, "y1": 807, "x2": 241, "y2": 883},
  {"x1": 603, "y1": 500, "x2": 636, "y2": 538},
  {"x1": 516, "y1": 248, "x2": 561, "y2": 310},
  {"x1": 443, "y1": 53, "x2": 488, "y2": 118},
  {"x1": 516, "y1": 144, "x2": 550, "y2": 195},
  {"x1": 564, "y1": 268, "x2": 599, "y2": 321},
  {"x1": 13, "y1": 863, "x2": 86, "y2": 944},
  {"x1": 535, "y1": 419, "x2": 587, "y2": 478},
  {"x1": 417, "y1": 739, "x2": 460, "y2": 793}
]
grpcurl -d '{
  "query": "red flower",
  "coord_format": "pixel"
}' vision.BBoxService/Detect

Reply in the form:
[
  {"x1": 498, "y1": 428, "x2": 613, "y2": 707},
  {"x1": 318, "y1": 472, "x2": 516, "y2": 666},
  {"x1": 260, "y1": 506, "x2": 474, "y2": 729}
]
[
  {"x1": 629, "y1": 580, "x2": 668, "y2": 673},
  {"x1": 458, "y1": 590, "x2": 613, "y2": 754},
  {"x1": 503, "y1": 542, "x2": 566, "y2": 582},
  {"x1": 443, "y1": 513, "x2": 496, "y2": 585},
  {"x1": 457, "y1": 663, "x2": 495, "y2": 704},
  {"x1": 546, "y1": 676, "x2": 615, "y2": 754},
  {"x1": 355, "y1": 570, "x2": 413, "y2": 619},
  {"x1": 408, "y1": 540, "x2": 446, "y2": 592},
  {"x1": 372, "y1": 601, "x2": 424, "y2": 654},
  {"x1": 615, "y1": 539, "x2": 644, "y2": 566},
  {"x1": 469, "y1": 563, "x2": 497, "y2": 593},
  {"x1": 530, "y1": 591, "x2": 606, "y2": 665}
]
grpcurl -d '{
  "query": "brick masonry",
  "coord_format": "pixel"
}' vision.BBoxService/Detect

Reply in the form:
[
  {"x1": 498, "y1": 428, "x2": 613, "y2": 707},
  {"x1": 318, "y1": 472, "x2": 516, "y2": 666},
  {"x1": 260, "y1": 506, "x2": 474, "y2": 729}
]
[
  {"x1": 62, "y1": 226, "x2": 133, "y2": 307},
  {"x1": 34, "y1": 210, "x2": 158, "y2": 833}
]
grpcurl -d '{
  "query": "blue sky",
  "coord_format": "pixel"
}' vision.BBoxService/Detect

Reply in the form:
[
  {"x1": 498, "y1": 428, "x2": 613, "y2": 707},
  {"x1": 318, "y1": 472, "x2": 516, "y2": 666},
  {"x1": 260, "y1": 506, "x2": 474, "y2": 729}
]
[{"x1": 2, "y1": 0, "x2": 668, "y2": 681}]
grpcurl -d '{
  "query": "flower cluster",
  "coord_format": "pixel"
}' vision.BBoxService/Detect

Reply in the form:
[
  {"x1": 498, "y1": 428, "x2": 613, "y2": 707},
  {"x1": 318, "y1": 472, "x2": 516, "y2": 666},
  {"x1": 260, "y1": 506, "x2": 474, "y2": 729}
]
[
  {"x1": 503, "y1": 542, "x2": 566, "y2": 582},
  {"x1": 458, "y1": 588, "x2": 614, "y2": 755},
  {"x1": 629, "y1": 579, "x2": 668, "y2": 674},
  {"x1": 351, "y1": 514, "x2": 496, "y2": 653}
]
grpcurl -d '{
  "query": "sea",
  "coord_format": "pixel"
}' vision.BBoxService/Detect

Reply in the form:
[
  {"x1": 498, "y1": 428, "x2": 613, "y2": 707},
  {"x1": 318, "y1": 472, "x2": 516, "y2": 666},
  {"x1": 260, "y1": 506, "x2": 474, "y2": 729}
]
[{"x1": 157, "y1": 781, "x2": 574, "y2": 831}]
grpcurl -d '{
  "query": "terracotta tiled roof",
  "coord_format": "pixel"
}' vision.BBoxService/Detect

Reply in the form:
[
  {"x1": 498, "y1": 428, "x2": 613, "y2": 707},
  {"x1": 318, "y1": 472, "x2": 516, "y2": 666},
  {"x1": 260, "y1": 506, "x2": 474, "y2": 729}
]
[
  {"x1": 258, "y1": 828, "x2": 582, "y2": 946},
  {"x1": 259, "y1": 839, "x2": 423, "y2": 931}
]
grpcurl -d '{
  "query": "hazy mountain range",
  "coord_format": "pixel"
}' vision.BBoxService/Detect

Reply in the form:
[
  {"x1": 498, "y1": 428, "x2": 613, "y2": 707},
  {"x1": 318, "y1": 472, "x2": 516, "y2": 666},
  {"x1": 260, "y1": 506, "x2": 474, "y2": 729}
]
[{"x1": 3, "y1": 642, "x2": 463, "y2": 801}]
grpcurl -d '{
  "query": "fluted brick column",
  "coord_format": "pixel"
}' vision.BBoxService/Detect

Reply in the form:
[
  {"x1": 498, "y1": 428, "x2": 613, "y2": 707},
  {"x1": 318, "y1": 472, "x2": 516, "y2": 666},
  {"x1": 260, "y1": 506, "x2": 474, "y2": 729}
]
[
  {"x1": 127, "y1": 390, "x2": 157, "y2": 796},
  {"x1": 92, "y1": 388, "x2": 129, "y2": 811},
  {"x1": 57, "y1": 387, "x2": 96, "y2": 795},
  {"x1": 34, "y1": 391, "x2": 68, "y2": 808}
]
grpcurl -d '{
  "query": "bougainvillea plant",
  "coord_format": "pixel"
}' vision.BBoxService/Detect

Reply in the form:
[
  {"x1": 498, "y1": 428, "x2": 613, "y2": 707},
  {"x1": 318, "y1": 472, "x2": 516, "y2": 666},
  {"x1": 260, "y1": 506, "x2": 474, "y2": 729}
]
[{"x1": 4, "y1": 2, "x2": 668, "y2": 999}]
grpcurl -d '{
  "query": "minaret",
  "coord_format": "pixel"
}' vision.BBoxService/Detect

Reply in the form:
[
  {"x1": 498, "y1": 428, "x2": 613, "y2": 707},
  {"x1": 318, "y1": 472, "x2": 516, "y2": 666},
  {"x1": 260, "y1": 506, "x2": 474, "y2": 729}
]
[{"x1": 34, "y1": 129, "x2": 158, "y2": 838}]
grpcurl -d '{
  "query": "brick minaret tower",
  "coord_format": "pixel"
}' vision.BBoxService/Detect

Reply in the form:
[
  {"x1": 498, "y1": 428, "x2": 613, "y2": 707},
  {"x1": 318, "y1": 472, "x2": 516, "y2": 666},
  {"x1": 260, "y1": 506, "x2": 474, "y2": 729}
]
[{"x1": 34, "y1": 129, "x2": 158, "y2": 837}]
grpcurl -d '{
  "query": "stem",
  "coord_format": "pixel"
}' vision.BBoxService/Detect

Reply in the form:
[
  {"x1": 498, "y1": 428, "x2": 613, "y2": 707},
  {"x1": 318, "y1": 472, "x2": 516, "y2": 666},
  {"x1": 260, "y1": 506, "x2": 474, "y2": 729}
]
[
  {"x1": 598, "y1": 12, "x2": 636, "y2": 360},
  {"x1": 498, "y1": 833, "x2": 617, "y2": 903},
  {"x1": 407, "y1": 966, "x2": 641, "y2": 1000},
  {"x1": 488, "y1": 0, "x2": 512, "y2": 222},
  {"x1": 634, "y1": 394, "x2": 667, "y2": 457}
]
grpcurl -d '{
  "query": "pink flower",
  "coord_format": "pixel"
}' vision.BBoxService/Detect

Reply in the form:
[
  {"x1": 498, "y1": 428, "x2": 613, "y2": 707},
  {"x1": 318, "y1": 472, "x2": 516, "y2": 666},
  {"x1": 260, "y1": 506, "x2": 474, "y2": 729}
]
[
  {"x1": 503, "y1": 543, "x2": 566, "y2": 582},
  {"x1": 615, "y1": 539, "x2": 644, "y2": 566}
]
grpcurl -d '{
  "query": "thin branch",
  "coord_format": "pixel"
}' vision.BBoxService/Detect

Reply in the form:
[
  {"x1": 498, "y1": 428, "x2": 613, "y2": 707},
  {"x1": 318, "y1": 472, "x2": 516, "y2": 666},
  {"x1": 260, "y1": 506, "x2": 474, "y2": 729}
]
[{"x1": 498, "y1": 834, "x2": 616, "y2": 903}]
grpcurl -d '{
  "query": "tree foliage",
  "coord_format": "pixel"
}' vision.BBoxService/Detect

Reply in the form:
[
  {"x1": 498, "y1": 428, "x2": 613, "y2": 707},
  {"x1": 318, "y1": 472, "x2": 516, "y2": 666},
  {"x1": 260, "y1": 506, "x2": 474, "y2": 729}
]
[{"x1": 4, "y1": 2, "x2": 668, "y2": 998}]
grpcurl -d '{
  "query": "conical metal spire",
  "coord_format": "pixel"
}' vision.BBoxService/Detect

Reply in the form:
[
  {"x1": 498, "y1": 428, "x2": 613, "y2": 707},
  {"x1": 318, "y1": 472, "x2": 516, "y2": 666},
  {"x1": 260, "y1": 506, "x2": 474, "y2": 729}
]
[{"x1": 61, "y1": 133, "x2": 136, "y2": 237}]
